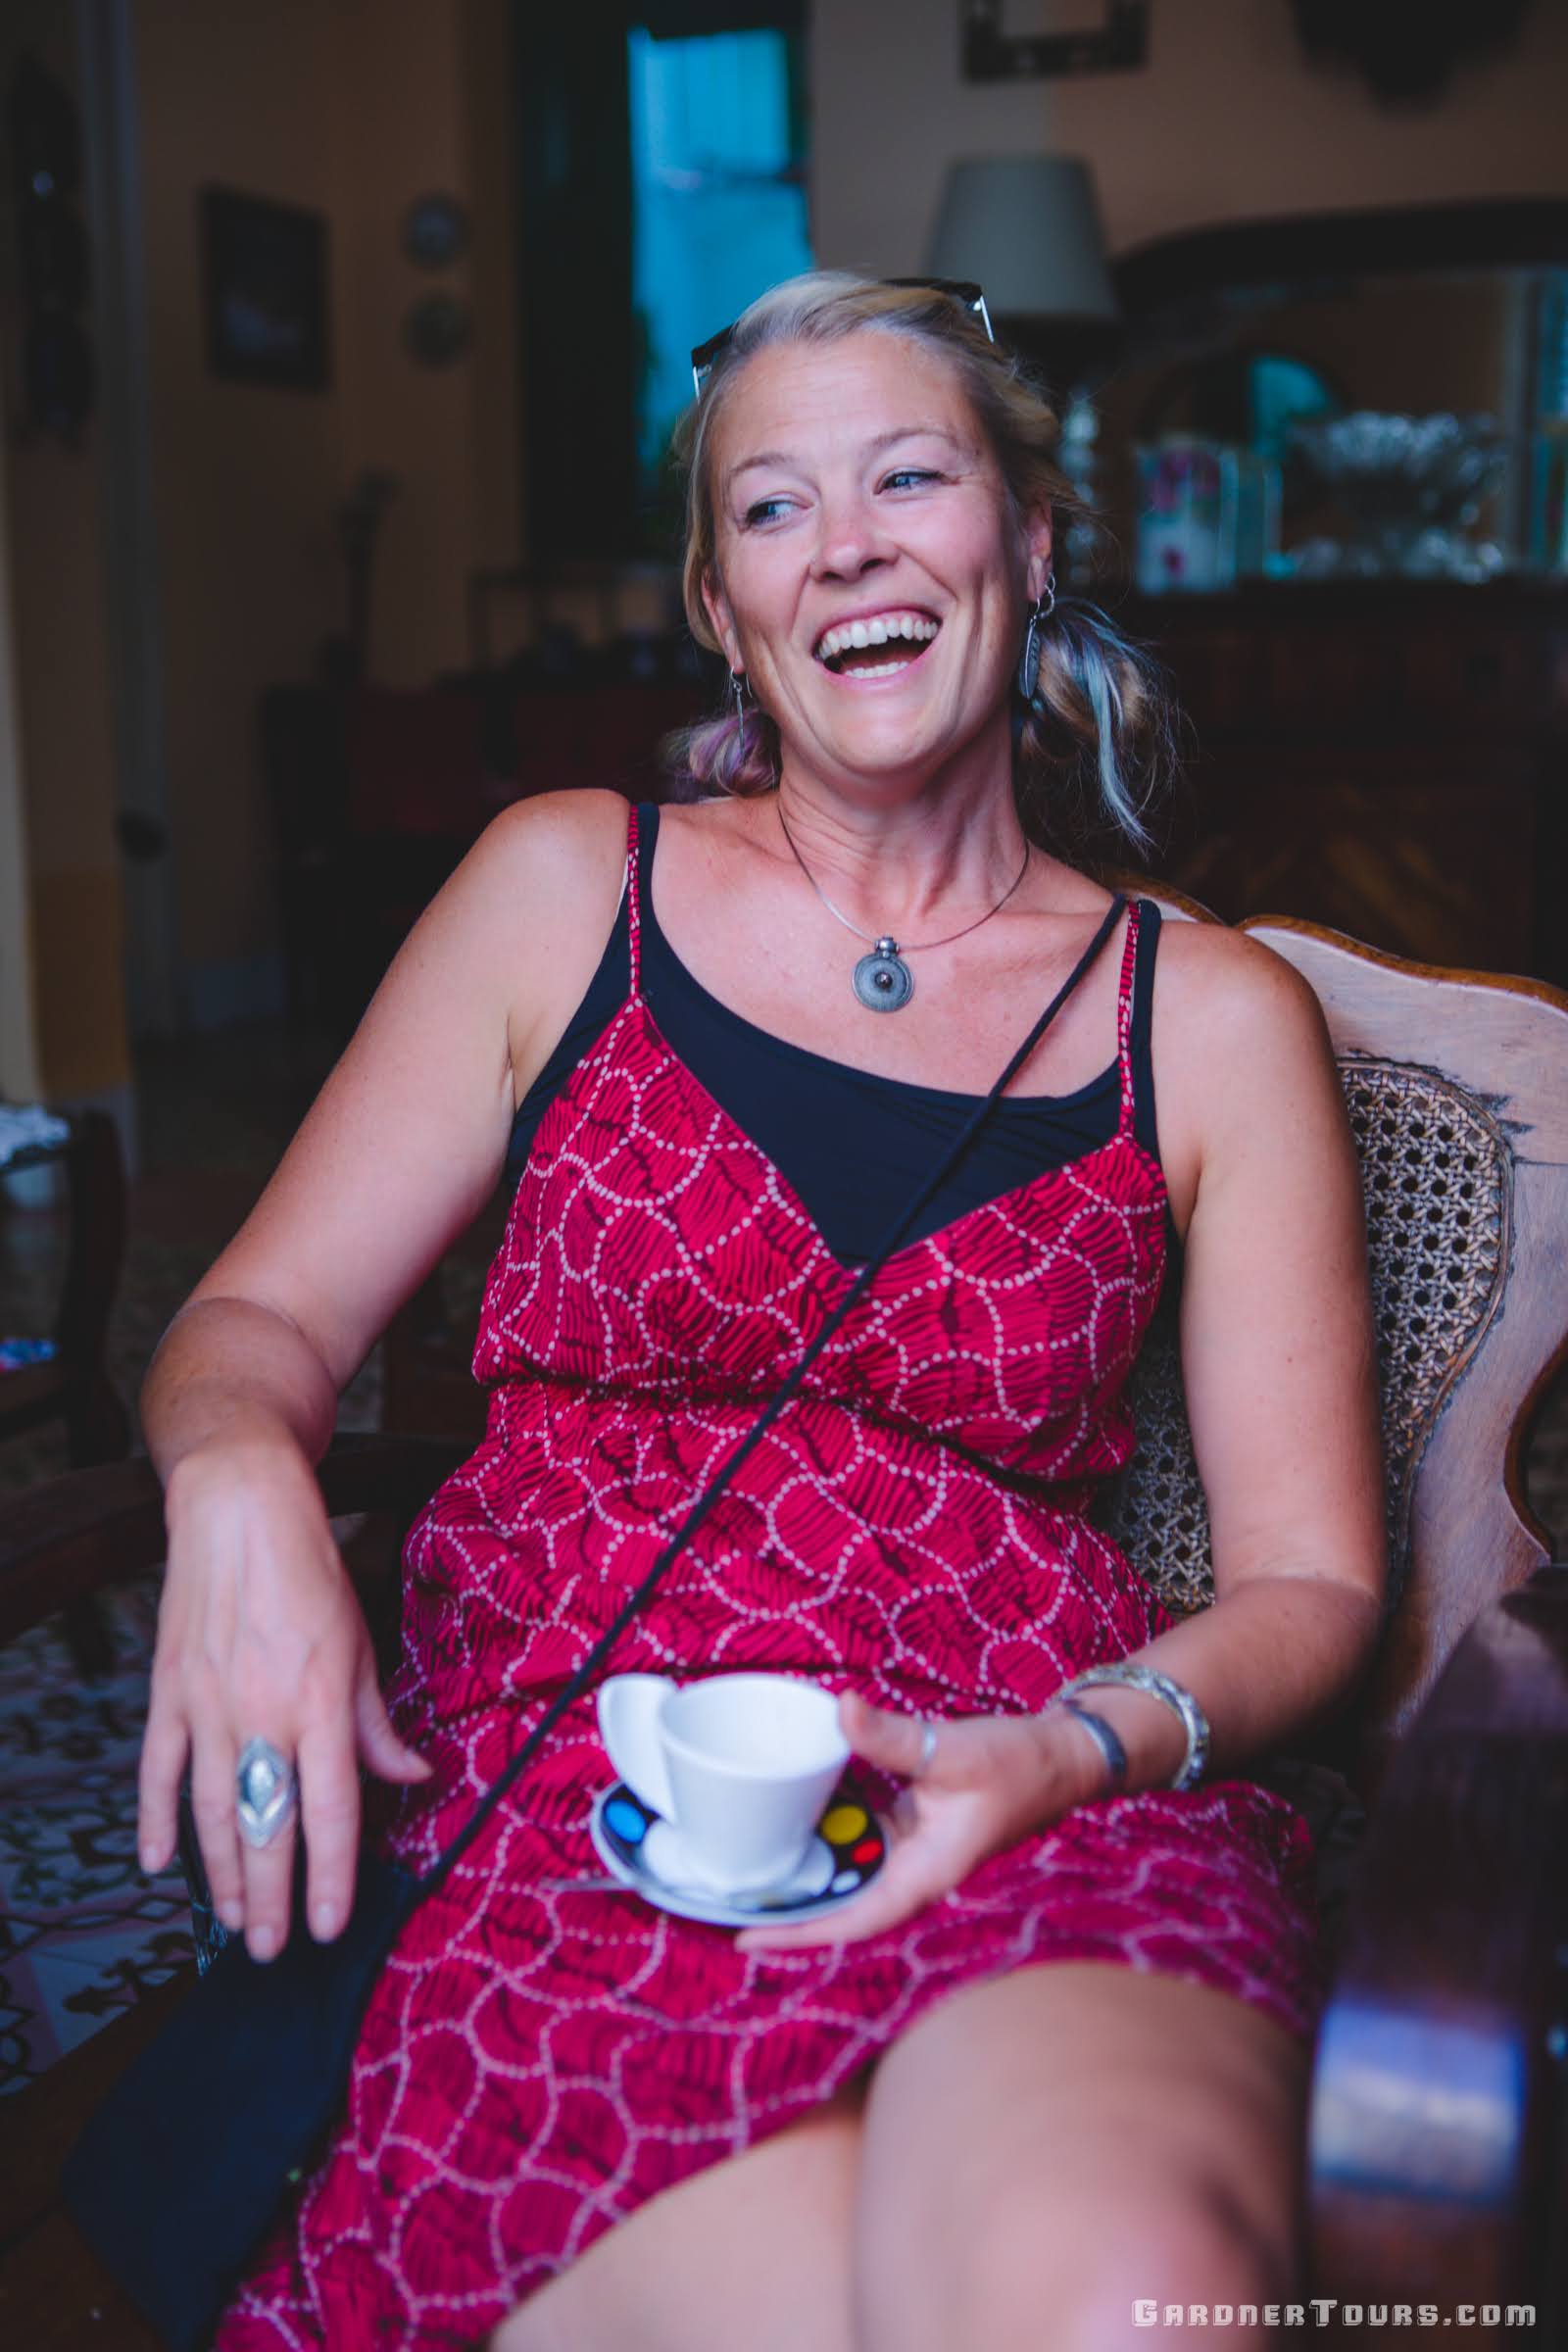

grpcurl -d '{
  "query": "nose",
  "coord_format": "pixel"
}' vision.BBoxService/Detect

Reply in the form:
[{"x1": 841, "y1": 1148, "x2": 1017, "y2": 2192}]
[{"x1": 809, "y1": 487, "x2": 893, "y2": 583}]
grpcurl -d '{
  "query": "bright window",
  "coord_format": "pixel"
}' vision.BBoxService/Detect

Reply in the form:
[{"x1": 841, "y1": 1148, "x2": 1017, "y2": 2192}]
[{"x1": 628, "y1": 25, "x2": 812, "y2": 500}]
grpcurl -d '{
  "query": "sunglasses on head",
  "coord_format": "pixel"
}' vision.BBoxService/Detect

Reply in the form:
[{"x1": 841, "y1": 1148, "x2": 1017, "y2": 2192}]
[{"x1": 690, "y1": 278, "x2": 995, "y2": 399}]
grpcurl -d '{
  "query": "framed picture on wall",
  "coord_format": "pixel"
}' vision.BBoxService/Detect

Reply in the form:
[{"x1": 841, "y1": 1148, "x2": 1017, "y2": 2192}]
[
  {"x1": 961, "y1": 1, "x2": 1149, "y2": 81},
  {"x1": 200, "y1": 186, "x2": 330, "y2": 391}
]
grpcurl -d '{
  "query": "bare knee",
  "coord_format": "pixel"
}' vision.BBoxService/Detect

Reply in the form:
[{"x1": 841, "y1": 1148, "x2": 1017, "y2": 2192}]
[
  {"x1": 1055, "y1": 2181, "x2": 1295, "y2": 2350},
  {"x1": 856, "y1": 2175, "x2": 1294, "y2": 2352}
]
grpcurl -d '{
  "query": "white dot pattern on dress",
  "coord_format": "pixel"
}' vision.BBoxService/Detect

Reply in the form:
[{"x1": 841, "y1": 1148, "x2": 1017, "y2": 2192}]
[{"x1": 216, "y1": 809, "x2": 1323, "y2": 2350}]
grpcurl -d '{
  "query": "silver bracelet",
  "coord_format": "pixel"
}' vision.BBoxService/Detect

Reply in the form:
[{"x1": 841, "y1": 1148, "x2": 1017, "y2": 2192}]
[
  {"x1": 1056, "y1": 1664, "x2": 1211, "y2": 1792},
  {"x1": 1054, "y1": 1697, "x2": 1128, "y2": 1796}
]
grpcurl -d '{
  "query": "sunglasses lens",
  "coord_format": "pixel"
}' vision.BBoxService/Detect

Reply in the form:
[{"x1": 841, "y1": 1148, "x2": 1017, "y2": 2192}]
[
  {"x1": 689, "y1": 325, "x2": 732, "y2": 393},
  {"x1": 882, "y1": 278, "x2": 994, "y2": 340}
]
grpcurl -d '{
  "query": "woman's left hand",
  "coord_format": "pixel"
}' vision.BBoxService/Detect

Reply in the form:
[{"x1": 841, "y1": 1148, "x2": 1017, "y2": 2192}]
[{"x1": 732, "y1": 1690, "x2": 1102, "y2": 1952}]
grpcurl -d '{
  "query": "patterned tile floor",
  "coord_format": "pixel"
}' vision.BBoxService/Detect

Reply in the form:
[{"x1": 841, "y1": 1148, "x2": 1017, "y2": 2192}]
[
  {"x1": 1, "y1": 1019, "x2": 1565, "y2": 2096},
  {"x1": 0, "y1": 1585, "x2": 192, "y2": 2089}
]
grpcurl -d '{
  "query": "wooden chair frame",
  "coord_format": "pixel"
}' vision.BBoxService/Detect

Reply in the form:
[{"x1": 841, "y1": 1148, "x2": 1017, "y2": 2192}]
[{"x1": 1, "y1": 918, "x2": 1566, "y2": 2349}]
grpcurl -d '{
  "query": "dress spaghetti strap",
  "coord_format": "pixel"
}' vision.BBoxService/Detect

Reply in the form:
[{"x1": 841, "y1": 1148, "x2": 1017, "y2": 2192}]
[
  {"x1": 1113, "y1": 903, "x2": 1143, "y2": 1139},
  {"x1": 625, "y1": 802, "x2": 644, "y2": 1000}
]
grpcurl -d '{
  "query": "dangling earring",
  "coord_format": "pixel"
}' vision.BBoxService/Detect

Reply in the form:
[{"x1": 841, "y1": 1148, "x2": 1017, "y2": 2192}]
[
  {"x1": 730, "y1": 669, "x2": 750, "y2": 723},
  {"x1": 1015, "y1": 571, "x2": 1058, "y2": 705}
]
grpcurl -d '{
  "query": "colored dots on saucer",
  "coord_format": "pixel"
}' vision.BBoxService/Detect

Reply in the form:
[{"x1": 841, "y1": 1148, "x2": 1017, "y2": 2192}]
[{"x1": 592, "y1": 1781, "x2": 889, "y2": 1923}]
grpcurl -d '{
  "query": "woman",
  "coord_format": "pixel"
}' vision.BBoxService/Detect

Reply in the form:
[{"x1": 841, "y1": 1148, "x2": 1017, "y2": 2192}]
[{"x1": 137, "y1": 275, "x2": 1385, "y2": 2350}]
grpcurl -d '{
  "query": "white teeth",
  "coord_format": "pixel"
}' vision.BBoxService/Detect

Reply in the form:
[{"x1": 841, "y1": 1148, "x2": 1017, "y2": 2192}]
[
  {"x1": 814, "y1": 612, "x2": 940, "y2": 663},
  {"x1": 843, "y1": 658, "x2": 912, "y2": 676}
]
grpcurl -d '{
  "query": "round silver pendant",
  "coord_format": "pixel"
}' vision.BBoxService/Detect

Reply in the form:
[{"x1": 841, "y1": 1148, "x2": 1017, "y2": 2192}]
[{"x1": 853, "y1": 938, "x2": 913, "y2": 1011}]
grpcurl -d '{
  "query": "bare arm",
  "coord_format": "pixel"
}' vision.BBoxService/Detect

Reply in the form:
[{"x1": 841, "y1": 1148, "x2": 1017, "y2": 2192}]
[
  {"x1": 1031, "y1": 926, "x2": 1387, "y2": 1791},
  {"x1": 137, "y1": 788, "x2": 630, "y2": 1960}
]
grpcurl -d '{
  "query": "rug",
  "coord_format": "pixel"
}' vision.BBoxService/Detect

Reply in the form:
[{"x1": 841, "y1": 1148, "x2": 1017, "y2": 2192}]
[{"x1": 1, "y1": 1223, "x2": 383, "y2": 2094}]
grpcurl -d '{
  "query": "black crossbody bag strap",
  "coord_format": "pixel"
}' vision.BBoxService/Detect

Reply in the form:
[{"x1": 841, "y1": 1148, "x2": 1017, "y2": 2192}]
[
  {"x1": 63, "y1": 893, "x2": 1126, "y2": 2352},
  {"x1": 418, "y1": 890, "x2": 1127, "y2": 1894}
]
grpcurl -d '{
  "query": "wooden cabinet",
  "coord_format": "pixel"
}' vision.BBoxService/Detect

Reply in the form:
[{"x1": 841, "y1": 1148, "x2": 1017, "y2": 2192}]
[{"x1": 1120, "y1": 583, "x2": 1568, "y2": 983}]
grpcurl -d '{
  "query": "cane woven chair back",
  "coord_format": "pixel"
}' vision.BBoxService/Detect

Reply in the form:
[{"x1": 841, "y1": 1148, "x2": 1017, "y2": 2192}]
[{"x1": 1102, "y1": 907, "x2": 1568, "y2": 1781}]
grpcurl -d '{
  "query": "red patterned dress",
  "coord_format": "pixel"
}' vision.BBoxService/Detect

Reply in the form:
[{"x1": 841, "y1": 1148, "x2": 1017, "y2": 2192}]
[{"x1": 218, "y1": 806, "x2": 1321, "y2": 2349}]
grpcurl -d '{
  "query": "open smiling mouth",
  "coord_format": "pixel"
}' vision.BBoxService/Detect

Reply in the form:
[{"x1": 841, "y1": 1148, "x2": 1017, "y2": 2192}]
[{"x1": 812, "y1": 611, "x2": 941, "y2": 680}]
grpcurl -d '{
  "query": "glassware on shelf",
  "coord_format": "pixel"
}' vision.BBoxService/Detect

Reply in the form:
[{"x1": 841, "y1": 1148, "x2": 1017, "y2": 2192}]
[{"x1": 1280, "y1": 412, "x2": 1510, "y2": 581}]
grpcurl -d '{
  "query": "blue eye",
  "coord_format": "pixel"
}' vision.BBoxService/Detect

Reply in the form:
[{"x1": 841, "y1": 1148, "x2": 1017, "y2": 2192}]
[
  {"x1": 743, "y1": 497, "x2": 793, "y2": 528},
  {"x1": 882, "y1": 468, "x2": 941, "y2": 492}
]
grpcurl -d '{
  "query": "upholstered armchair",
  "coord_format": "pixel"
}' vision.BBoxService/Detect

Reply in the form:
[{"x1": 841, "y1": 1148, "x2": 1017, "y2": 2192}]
[{"x1": 1104, "y1": 909, "x2": 1568, "y2": 2334}]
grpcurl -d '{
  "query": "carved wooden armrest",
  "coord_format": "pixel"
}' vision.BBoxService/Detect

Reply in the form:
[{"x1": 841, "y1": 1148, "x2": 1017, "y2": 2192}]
[
  {"x1": 1307, "y1": 1565, "x2": 1568, "y2": 2319},
  {"x1": 0, "y1": 1433, "x2": 466, "y2": 1648}
]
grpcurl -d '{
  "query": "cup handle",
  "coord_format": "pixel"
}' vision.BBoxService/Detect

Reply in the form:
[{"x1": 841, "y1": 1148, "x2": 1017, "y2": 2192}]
[{"x1": 597, "y1": 1675, "x2": 678, "y2": 1819}]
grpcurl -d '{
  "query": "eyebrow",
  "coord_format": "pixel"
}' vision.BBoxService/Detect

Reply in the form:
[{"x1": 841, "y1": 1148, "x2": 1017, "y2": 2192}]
[{"x1": 723, "y1": 424, "x2": 967, "y2": 500}]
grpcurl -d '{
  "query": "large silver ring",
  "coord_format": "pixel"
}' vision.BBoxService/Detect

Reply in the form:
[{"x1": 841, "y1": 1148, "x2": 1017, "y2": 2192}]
[
  {"x1": 914, "y1": 1718, "x2": 939, "y2": 1777},
  {"x1": 235, "y1": 1737, "x2": 298, "y2": 1850}
]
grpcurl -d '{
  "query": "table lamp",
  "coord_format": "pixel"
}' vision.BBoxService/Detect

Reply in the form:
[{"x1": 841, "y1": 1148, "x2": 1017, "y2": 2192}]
[{"x1": 927, "y1": 155, "x2": 1122, "y2": 576}]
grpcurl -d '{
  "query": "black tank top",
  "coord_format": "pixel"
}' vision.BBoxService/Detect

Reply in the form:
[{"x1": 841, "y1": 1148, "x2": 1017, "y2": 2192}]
[{"x1": 507, "y1": 801, "x2": 1168, "y2": 1268}]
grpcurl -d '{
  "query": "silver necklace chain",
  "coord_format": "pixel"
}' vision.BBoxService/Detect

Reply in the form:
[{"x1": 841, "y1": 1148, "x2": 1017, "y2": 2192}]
[{"x1": 775, "y1": 798, "x2": 1030, "y2": 1012}]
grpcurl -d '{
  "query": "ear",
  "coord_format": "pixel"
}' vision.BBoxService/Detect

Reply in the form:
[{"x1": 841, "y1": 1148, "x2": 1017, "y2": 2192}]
[
  {"x1": 700, "y1": 567, "x2": 742, "y2": 674},
  {"x1": 1023, "y1": 505, "x2": 1054, "y2": 604}
]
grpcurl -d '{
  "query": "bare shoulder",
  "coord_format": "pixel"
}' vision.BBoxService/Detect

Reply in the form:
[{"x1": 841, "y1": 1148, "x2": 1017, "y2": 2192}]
[
  {"x1": 1152, "y1": 915, "x2": 1333, "y2": 1057},
  {"x1": 1146, "y1": 915, "x2": 1343, "y2": 1231},
  {"x1": 174, "y1": 790, "x2": 637, "y2": 1383},
  {"x1": 400, "y1": 785, "x2": 629, "y2": 968},
  {"x1": 464, "y1": 789, "x2": 633, "y2": 1077},
  {"x1": 471, "y1": 785, "x2": 631, "y2": 919}
]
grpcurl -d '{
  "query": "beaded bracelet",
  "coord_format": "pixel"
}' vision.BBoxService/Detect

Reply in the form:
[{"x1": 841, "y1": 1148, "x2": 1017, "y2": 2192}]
[{"x1": 1056, "y1": 1663, "x2": 1211, "y2": 1792}]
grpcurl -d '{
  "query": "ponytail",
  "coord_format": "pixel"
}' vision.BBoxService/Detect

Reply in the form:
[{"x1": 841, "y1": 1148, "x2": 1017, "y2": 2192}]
[{"x1": 1015, "y1": 598, "x2": 1180, "y2": 865}]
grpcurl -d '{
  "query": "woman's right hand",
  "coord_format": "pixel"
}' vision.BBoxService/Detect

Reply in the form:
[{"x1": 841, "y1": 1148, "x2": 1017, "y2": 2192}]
[{"x1": 136, "y1": 1426, "x2": 432, "y2": 1962}]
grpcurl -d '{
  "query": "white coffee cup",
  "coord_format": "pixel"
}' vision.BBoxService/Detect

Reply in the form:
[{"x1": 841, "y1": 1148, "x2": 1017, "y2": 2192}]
[{"x1": 597, "y1": 1672, "x2": 850, "y2": 1892}]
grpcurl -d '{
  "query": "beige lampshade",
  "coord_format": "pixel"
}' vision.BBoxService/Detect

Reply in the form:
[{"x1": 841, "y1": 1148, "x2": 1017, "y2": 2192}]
[{"x1": 926, "y1": 156, "x2": 1118, "y2": 321}]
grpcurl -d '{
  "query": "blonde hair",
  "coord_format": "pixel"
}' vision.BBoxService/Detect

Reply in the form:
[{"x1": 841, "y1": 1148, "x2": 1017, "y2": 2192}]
[{"x1": 664, "y1": 270, "x2": 1178, "y2": 862}]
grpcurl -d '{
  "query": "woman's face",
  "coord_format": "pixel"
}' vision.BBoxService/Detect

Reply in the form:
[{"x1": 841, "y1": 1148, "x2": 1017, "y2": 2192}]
[{"x1": 702, "y1": 328, "x2": 1051, "y2": 797}]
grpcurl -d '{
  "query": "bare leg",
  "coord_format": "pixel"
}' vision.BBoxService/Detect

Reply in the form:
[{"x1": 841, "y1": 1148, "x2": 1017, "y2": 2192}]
[
  {"x1": 491, "y1": 1963, "x2": 1305, "y2": 2352},
  {"x1": 489, "y1": 2073, "x2": 869, "y2": 2352},
  {"x1": 852, "y1": 1962, "x2": 1308, "y2": 2352}
]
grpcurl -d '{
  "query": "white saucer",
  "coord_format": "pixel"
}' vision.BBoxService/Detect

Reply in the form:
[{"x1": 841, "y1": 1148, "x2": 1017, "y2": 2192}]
[{"x1": 589, "y1": 1783, "x2": 888, "y2": 1930}]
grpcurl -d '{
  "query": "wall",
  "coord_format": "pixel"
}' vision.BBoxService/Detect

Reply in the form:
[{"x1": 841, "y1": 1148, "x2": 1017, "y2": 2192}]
[
  {"x1": 330, "y1": 0, "x2": 521, "y2": 685},
  {"x1": 130, "y1": 0, "x2": 518, "y2": 1016},
  {"x1": 131, "y1": 0, "x2": 345, "y2": 1009},
  {"x1": 0, "y1": 0, "x2": 519, "y2": 1060},
  {"x1": 810, "y1": 0, "x2": 1568, "y2": 272},
  {"x1": 0, "y1": 2, "x2": 132, "y2": 1113}
]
